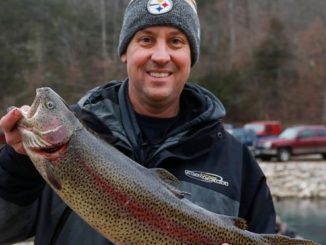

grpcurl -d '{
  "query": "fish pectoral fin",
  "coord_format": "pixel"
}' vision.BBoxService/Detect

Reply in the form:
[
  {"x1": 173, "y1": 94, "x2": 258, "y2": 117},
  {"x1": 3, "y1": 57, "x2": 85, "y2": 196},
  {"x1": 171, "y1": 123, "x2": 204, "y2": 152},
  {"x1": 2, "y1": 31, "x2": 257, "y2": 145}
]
[
  {"x1": 45, "y1": 164, "x2": 62, "y2": 190},
  {"x1": 151, "y1": 168, "x2": 191, "y2": 199}
]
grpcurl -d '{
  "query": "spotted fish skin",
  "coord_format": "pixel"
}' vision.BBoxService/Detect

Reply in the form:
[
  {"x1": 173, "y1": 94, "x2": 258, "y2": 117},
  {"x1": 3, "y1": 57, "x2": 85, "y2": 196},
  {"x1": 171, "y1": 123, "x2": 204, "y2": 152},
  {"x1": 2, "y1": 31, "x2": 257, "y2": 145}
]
[{"x1": 17, "y1": 87, "x2": 320, "y2": 245}]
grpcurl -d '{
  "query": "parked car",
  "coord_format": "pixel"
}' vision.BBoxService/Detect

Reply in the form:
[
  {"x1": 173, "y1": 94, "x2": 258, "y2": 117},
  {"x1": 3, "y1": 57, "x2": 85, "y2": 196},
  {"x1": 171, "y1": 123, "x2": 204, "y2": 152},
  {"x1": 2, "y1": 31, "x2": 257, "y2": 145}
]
[
  {"x1": 244, "y1": 120, "x2": 281, "y2": 139},
  {"x1": 229, "y1": 127, "x2": 257, "y2": 153},
  {"x1": 255, "y1": 125, "x2": 326, "y2": 161}
]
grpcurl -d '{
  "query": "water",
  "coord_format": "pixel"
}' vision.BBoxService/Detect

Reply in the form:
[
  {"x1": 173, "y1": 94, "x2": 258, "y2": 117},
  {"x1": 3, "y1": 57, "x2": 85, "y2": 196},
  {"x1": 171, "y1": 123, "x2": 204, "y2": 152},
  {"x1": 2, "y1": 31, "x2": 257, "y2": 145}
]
[{"x1": 274, "y1": 199, "x2": 326, "y2": 245}]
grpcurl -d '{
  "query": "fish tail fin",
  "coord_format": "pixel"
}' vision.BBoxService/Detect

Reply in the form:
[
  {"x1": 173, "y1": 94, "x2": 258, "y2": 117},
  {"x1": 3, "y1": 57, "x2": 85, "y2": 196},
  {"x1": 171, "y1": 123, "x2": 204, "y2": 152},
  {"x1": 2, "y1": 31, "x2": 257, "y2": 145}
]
[{"x1": 262, "y1": 234, "x2": 320, "y2": 245}]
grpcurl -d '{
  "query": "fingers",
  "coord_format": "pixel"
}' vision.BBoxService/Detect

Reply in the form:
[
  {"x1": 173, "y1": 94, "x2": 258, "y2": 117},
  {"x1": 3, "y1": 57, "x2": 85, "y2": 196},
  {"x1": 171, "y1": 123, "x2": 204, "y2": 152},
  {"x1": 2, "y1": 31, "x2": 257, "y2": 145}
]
[
  {"x1": 1, "y1": 107, "x2": 22, "y2": 132},
  {"x1": 6, "y1": 106, "x2": 16, "y2": 113},
  {"x1": 0, "y1": 107, "x2": 26, "y2": 154}
]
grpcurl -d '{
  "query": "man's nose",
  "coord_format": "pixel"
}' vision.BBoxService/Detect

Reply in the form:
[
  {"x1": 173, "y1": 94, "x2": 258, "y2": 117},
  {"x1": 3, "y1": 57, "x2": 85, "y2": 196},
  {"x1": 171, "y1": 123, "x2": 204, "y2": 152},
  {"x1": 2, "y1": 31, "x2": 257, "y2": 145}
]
[{"x1": 151, "y1": 42, "x2": 171, "y2": 64}]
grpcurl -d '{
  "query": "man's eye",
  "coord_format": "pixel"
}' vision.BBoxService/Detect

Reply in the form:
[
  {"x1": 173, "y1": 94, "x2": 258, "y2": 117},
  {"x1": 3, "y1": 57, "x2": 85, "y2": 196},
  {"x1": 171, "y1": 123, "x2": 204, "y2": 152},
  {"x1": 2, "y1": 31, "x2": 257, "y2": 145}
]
[
  {"x1": 139, "y1": 36, "x2": 153, "y2": 44},
  {"x1": 170, "y1": 38, "x2": 186, "y2": 47},
  {"x1": 171, "y1": 38, "x2": 182, "y2": 44}
]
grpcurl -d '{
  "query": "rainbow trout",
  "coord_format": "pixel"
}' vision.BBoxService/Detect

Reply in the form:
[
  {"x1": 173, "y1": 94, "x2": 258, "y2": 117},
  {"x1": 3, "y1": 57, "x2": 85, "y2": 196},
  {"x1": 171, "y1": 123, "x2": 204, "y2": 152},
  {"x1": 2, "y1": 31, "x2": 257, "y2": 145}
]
[{"x1": 17, "y1": 87, "x2": 320, "y2": 245}]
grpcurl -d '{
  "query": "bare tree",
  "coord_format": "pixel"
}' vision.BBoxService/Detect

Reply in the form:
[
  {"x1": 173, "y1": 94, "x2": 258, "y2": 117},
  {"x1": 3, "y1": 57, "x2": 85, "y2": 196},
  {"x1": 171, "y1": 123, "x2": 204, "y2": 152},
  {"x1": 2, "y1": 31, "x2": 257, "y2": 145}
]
[
  {"x1": 100, "y1": 0, "x2": 108, "y2": 59},
  {"x1": 227, "y1": 0, "x2": 235, "y2": 70}
]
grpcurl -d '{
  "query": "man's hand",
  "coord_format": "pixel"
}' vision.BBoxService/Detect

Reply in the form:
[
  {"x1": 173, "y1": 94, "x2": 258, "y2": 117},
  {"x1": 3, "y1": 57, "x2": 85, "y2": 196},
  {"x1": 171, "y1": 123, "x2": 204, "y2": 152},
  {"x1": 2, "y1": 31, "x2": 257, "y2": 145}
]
[{"x1": 0, "y1": 107, "x2": 26, "y2": 154}]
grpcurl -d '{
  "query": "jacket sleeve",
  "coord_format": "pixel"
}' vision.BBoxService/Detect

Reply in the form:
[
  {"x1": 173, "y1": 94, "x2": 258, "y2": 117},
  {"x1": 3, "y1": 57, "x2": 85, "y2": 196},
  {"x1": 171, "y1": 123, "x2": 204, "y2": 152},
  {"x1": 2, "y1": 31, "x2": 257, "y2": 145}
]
[
  {"x1": 238, "y1": 147, "x2": 276, "y2": 234},
  {"x1": 0, "y1": 145, "x2": 44, "y2": 244}
]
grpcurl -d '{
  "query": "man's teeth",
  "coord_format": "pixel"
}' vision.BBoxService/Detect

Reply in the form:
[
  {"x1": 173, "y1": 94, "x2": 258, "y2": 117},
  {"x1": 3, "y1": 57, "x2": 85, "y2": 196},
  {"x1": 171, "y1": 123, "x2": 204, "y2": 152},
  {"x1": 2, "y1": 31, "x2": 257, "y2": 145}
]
[{"x1": 149, "y1": 72, "x2": 170, "y2": 78}]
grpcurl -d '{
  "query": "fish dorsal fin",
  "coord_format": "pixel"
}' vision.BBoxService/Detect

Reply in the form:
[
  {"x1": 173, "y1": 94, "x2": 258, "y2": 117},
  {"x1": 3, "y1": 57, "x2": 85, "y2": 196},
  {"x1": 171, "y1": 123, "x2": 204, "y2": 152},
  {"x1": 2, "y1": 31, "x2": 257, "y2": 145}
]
[
  {"x1": 151, "y1": 168, "x2": 191, "y2": 199},
  {"x1": 151, "y1": 168, "x2": 179, "y2": 184}
]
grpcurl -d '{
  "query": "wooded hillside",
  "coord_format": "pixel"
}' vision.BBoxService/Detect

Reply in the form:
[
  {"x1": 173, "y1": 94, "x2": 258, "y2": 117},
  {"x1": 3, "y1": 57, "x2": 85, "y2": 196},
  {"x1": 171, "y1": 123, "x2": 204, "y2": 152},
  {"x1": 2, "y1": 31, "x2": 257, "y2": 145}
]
[{"x1": 1, "y1": 0, "x2": 326, "y2": 125}]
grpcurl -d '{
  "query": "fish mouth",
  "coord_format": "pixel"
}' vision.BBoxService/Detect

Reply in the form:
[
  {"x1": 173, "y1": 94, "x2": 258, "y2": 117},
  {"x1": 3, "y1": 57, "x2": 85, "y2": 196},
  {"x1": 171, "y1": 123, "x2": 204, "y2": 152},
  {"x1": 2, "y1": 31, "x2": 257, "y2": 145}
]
[
  {"x1": 24, "y1": 89, "x2": 43, "y2": 119},
  {"x1": 31, "y1": 141, "x2": 69, "y2": 159}
]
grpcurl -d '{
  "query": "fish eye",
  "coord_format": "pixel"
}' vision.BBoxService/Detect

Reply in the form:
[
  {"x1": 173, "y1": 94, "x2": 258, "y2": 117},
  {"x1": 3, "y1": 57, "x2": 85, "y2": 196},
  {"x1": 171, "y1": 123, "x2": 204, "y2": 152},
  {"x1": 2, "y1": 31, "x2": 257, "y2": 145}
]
[{"x1": 46, "y1": 101, "x2": 55, "y2": 109}]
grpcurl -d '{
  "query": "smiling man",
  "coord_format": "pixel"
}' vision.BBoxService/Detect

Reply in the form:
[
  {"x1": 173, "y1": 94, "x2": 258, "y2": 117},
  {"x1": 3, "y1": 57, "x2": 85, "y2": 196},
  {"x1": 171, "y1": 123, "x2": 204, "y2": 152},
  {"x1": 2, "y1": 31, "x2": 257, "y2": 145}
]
[{"x1": 0, "y1": 0, "x2": 276, "y2": 244}]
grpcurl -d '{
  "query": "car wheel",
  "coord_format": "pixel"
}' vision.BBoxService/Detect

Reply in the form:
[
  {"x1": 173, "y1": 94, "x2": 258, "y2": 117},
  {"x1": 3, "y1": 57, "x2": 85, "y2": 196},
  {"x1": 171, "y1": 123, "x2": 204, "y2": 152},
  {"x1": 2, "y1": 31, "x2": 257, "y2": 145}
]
[{"x1": 277, "y1": 148, "x2": 291, "y2": 162}]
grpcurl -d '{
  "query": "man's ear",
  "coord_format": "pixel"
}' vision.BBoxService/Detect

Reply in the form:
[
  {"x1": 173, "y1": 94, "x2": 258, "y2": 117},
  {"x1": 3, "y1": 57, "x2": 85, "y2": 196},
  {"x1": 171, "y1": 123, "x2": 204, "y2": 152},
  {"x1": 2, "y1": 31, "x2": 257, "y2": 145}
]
[{"x1": 121, "y1": 54, "x2": 127, "y2": 63}]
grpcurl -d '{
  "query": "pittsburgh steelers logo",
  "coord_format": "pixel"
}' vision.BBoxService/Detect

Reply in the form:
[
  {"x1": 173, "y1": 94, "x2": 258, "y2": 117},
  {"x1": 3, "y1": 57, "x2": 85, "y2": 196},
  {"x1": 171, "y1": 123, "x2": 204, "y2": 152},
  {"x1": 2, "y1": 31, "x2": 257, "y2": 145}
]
[{"x1": 147, "y1": 0, "x2": 173, "y2": 15}]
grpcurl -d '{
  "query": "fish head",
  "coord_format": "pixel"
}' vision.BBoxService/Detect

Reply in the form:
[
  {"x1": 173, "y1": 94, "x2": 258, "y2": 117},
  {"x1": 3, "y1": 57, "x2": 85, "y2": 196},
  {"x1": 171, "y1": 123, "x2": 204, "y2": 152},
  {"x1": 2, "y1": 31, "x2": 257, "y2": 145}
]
[{"x1": 18, "y1": 87, "x2": 81, "y2": 160}]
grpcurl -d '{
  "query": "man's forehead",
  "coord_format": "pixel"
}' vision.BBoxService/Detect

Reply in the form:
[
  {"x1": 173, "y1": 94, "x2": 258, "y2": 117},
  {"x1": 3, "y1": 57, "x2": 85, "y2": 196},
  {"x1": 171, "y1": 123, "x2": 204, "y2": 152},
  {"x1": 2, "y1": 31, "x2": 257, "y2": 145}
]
[{"x1": 136, "y1": 26, "x2": 186, "y2": 36}]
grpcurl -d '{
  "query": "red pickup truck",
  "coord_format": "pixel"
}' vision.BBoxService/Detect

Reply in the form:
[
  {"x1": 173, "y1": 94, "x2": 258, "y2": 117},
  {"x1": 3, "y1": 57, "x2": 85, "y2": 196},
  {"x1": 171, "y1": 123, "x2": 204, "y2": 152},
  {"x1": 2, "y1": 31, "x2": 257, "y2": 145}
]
[
  {"x1": 244, "y1": 120, "x2": 281, "y2": 138},
  {"x1": 255, "y1": 125, "x2": 326, "y2": 161}
]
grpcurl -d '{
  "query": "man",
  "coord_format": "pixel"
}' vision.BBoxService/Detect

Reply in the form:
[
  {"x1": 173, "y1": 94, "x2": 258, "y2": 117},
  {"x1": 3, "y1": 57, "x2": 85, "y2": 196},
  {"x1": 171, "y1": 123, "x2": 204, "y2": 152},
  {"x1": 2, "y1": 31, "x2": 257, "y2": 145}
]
[{"x1": 0, "y1": 0, "x2": 276, "y2": 244}]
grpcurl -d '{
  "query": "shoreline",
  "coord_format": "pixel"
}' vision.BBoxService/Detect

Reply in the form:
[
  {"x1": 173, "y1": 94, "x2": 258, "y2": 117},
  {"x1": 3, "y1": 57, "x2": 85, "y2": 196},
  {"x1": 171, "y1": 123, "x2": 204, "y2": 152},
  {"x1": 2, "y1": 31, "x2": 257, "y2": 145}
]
[{"x1": 259, "y1": 160, "x2": 326, "y2": 199}]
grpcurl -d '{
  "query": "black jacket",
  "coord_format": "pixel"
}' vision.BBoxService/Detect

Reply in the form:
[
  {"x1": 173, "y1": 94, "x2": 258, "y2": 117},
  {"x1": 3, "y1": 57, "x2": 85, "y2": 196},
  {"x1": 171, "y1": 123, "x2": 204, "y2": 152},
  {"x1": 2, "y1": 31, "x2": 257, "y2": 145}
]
[{"x1": 0, "y1": 80, "x2": 276, "y2": 245}]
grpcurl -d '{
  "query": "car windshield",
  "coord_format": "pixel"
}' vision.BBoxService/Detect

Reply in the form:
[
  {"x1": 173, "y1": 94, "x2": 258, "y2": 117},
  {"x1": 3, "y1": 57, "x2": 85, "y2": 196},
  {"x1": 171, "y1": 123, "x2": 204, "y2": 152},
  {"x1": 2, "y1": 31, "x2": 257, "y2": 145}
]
[{"x1": 279, "y1": 128, "x2": 298, "y2": 139}]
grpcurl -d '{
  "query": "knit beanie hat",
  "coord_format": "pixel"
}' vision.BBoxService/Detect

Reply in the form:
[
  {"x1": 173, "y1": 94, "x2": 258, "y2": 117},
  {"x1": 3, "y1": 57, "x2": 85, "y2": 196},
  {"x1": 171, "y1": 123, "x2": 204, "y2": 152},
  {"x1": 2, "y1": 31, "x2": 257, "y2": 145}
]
[{"x1": 118, "y1": 0, "x2": 200, "y2": 66}]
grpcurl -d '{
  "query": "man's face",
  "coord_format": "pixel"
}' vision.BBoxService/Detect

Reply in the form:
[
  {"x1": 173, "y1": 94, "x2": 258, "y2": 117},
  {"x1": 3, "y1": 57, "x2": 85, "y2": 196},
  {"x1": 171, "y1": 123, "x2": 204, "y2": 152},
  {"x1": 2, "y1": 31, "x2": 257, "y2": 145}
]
[{"x1": 121, "y1": 26, "x2": 191, "y2": 117}]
